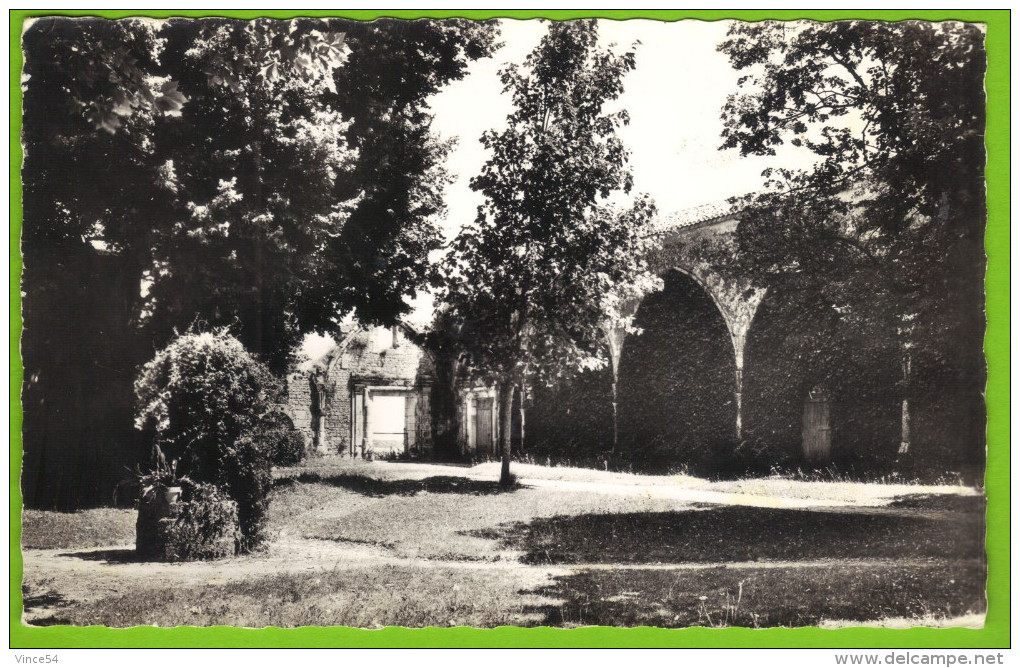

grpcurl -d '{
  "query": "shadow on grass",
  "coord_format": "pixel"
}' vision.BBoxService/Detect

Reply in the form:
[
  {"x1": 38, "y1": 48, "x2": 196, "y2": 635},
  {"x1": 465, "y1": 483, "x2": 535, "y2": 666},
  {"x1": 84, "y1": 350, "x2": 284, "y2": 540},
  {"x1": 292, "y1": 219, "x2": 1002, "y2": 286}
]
[
  {"x1": 56, "y1": 548, "x2": 145, "y2": 564},
  {"x1": 518, "y1": 560, "x2": 987, "y2": 628},
  {"x1": 478, "y1": 505, "x2": 985, "y2": 565},
  {"x1": 384, "y1": 460, "x2": 477, "y2": 468},
  {"x1": 22, "y1": 588, "x2": 69, "y2": 612},
  {"x1": 26, "y1": 616, "x2": 74, "y2": 627},
  {"x1": 22, "y1": 585, "x2": 74, "y2": 627},
  {"x1": 889, "y1": 494, "x2": 986, "y2": 513},
  {"x1": 274, "y1": 472, "x2": 525, "y2": 498}
]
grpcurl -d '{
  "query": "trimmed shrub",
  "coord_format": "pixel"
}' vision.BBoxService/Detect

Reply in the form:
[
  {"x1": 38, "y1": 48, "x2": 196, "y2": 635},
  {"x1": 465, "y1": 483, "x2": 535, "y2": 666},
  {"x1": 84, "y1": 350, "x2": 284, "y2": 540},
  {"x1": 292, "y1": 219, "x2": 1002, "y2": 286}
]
[
  {"x1": 137, "y1": 482, "x2": 239, "y2": 561},
  {"x1": 273, "y1": 428, "x2": 307, "y2": 466},
  {"x1": 135, "y1": 329, "x2": 281, "y2": 552}
]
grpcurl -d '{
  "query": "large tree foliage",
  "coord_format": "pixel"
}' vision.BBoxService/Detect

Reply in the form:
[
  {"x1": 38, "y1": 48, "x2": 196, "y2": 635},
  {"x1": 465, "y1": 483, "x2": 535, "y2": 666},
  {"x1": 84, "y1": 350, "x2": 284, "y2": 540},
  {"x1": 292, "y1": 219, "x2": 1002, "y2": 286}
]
[
  {"x1": 147, "y1": 19, "x2": 499, "y2": 367},
  {"x1": 718, "y1": 20, "x2": 986, "y2": 471},
  {"x1": 322, "y1": 19, "x2": 499, "y2": 325},
  {"x1": 443, "y1": 20, "x2": 659, "y2": 485},
  {"x1": 142, "y1": 18, "x2": 357, "y2": 369},
  {"x1": 19, "y1": 17, "x2": 497, "y2": 508}
]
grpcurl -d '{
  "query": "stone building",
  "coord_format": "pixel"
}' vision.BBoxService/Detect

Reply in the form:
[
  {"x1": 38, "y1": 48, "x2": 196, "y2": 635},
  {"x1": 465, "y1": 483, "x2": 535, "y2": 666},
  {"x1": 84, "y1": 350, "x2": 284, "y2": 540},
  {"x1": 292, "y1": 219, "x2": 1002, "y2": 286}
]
[
  {"x1": 285, "y1": 322, "x2": 506, "y2": 459},
  {"x1": 286, "y1": 323, "x2": 435, "y2": 458}
]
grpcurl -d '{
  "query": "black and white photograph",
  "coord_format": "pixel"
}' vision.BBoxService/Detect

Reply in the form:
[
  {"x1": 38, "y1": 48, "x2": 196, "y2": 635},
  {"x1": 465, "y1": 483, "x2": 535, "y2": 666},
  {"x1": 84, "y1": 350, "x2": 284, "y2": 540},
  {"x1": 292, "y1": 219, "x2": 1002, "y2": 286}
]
[{"x1": 18, "y1": 15, "x2": 988, "y2": 630}]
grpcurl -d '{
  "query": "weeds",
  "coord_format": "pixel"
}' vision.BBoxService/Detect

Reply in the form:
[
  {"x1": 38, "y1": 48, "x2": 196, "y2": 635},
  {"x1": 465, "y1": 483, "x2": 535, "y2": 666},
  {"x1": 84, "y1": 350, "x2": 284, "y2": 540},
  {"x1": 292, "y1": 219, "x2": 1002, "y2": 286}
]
[
  {"x1": 697, "y1": 580, "x2": 747, "y2": 628},
  {"x1": 759, "y1": 464, "x2": 969, "y2": 487}
]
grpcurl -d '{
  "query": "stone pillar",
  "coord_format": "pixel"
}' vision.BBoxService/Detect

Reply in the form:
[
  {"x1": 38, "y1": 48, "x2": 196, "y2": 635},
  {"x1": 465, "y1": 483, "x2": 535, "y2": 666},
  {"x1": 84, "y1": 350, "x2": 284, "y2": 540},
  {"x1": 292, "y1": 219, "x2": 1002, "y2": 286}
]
[
  {"x1": 317, "y1": 383, "x2": 329, "y2": 453},
  {"x1": 733, "y1": 338, "x2": 746, "y2": 442},
  {"x1": 362, "y1": 387, "x2": 371, "y2": 458},
  {"x1": 466, "y1": 394, "x2": 475, "y2": 452},
  {"x1": 349, "y1": 393, "x2": 357, "y2": 457}
]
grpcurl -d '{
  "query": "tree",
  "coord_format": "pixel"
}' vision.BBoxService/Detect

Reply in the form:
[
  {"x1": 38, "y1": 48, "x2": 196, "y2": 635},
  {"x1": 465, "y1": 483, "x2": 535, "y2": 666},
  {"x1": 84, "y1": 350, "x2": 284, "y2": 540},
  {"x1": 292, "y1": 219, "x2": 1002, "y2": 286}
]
[
  {"x1": 320, "y1": 19, "x2": 499, "y2": 325},
  {"x1": 141, "y1": 18, "x2": 357, "y2": 371},
  {"x1": 20, "y1": 18, "x2": 181, "y2": 509},
  {"x1": 443, "y1": 20, "x2": 659, "y2": 486},
  {"x1": 718, "y1": 20, "x2": 986, "y2": 471},
  {"x1": 146, "y1": 19, "x2": 500, "y2": 370}
]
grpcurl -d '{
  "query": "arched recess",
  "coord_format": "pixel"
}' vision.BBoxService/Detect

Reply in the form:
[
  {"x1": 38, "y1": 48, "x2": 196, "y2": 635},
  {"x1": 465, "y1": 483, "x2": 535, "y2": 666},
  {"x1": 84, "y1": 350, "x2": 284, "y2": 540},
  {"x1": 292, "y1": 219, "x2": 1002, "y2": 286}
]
[
  {"x1": 742, "y1": 281, "x2": 901, "y2": 469},
  {"x1": 617, "y1": 270, "x2": 738, "y2": 473}
]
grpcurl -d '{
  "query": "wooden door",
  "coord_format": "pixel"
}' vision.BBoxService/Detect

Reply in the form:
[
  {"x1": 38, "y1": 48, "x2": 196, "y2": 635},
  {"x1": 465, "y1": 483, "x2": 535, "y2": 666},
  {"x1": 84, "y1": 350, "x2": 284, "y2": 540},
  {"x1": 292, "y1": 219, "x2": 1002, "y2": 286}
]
[
  {"x1": 802, "y1": 386, "x2": 832, "y2": 463},
  {"x1": 475, "y1": 398, "x2": 494, "y2": 454}
]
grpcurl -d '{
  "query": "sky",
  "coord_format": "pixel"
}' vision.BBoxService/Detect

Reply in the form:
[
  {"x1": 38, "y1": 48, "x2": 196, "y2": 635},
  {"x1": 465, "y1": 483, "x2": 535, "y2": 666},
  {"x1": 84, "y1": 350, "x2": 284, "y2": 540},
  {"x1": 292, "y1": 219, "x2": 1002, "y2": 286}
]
[
  {"x1": 427, "y1": 19, "x2": 817, "y2": 241},
  {"x1": 390, "y1": 18, "x2": 816, "y2": 328}
]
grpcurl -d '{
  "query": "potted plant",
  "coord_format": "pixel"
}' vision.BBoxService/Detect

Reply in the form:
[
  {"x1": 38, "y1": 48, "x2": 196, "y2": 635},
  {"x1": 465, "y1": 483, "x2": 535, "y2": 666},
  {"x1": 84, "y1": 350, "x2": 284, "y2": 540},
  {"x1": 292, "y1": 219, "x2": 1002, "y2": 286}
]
[{"x1": 135, "y1": 444, "x2": 188, "y2": 557}]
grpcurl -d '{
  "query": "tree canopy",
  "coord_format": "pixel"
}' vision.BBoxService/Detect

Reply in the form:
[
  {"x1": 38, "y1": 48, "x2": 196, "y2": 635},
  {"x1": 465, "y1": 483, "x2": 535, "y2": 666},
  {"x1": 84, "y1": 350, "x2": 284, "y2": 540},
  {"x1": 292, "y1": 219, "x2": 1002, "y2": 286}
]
[
  {"x1": 718, "y1": 20, "x2": 986, "y2": 469},
  {"x1": 719, "y1": 20, "x2": 985, "y2": 290}
]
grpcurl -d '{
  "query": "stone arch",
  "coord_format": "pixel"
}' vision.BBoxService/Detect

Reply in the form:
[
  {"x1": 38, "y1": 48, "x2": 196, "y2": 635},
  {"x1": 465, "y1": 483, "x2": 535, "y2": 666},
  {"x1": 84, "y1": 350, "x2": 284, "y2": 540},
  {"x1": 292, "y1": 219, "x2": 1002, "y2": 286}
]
[
  {"x1": 617, "y1": 269, "x2": 740, "y2": 473},
  {"x1": 742, "y1": 281, "x2": 901, "y2": 467},
  {"x1": 668, "y1": 264, "x2": 764, "y2": 439}
]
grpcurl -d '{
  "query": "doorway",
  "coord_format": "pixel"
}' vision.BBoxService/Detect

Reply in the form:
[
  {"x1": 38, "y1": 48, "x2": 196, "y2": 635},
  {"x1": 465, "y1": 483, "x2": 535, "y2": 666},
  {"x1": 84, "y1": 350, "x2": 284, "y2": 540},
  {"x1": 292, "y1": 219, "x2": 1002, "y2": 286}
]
[
  {"x1": 802, "y1": 386, "x2": 832, "y2": 463},
  {"x1": 475, "y1": 397, "x2": 494, "y2": 454},
  {"x1": 371, "y1": 393, "x2": 407, "y2": 454}
]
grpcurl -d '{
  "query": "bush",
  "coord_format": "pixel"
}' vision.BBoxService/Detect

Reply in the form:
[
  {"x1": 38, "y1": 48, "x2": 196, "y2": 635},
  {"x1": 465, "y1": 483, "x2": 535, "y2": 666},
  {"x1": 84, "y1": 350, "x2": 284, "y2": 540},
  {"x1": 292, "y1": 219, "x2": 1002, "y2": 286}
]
[
  {"x1": 137, "y1": 482, "x2": 240, "y2": 562},
  {"x1": 220, "y1": 433, "x2": 273, "y2": 551},
  {"x1": 134, "y1": 329, "x2": 281, "y2": 552},
  {"x1": 733, "y1": 437, "x2": 792, "y2": 474}
]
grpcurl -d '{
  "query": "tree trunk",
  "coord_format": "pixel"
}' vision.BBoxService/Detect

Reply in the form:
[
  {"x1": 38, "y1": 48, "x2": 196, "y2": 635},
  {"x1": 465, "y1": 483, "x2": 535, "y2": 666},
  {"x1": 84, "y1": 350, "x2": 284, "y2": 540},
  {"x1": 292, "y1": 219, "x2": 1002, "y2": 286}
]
[
  {"x1": 518, "y1": 386, "x2": 526, "y2": 452},
  {"x1": 611, "y1": 370, "x2": 619, "y2": 453},
  {"x1": 498, "y1": 380, "x2": 515, "y2": 487},
  {"x1": 898, "y1": 350, "x2": 912, "y2": 456}
]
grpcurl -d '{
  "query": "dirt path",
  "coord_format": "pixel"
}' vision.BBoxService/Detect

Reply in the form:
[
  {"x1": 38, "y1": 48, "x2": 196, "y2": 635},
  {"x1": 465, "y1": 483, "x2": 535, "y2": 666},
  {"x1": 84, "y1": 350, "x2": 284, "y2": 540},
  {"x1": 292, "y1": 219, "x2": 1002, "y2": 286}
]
[
  {"x1": 295, "y1": 458, "x2": 980, "y2": 510},
  {"x1": 23, "y1": 528, "x2": 980, "y2": 623}
]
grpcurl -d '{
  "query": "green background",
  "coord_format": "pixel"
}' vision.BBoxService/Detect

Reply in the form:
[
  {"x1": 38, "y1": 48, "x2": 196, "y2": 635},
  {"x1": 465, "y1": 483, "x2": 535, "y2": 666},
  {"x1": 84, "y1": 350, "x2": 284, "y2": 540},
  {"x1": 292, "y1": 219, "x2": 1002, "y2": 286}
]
[{"x1": 9, "y1": 9, "x2": 1010, "y2": 649}]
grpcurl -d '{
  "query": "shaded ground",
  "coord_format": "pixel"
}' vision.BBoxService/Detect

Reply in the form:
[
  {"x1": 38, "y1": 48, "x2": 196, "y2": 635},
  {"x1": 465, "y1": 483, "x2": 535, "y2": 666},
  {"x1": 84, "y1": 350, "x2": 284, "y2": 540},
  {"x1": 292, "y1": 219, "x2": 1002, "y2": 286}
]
[
  {"x1": 525, "y1": 561, "x2": 986, "y2": 628},
  {"x1": 21, "y1": 455, "x2": 986, "y2": 628},
  {"x1": 477, "y1": 505, "x2": 985, "y2": 565}
]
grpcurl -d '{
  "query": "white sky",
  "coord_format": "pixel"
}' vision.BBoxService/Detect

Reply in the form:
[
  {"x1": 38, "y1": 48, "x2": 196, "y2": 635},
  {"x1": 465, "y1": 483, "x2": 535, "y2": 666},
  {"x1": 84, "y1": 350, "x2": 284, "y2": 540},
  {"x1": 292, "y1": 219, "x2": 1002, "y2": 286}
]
[
  {"x1": 427, "y1": 18, "x2": 816, "y2": 240},
  {"x1": 395, "y1": 19, "x2": 816, "y2": 326}
]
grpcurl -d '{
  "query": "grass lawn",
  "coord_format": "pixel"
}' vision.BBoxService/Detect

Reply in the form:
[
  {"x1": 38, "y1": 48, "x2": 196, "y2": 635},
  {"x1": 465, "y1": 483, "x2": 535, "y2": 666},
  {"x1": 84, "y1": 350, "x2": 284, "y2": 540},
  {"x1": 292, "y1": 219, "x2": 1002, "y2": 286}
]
[
  {"x1": 26, "y1": 560, "x2": 985, "y2": 629},
  {"x1": 21, "y1": 508, "x2": 136, "y2": 550},
  {"x1": 527, "y1": 561, "x2": 986, "y2": 629},
  {"x1": 26, "y1": 564, "x2": 554, "y2": 628},
  {"x1": 20, "y1": 456, "x2": 987, "y2": 628}
]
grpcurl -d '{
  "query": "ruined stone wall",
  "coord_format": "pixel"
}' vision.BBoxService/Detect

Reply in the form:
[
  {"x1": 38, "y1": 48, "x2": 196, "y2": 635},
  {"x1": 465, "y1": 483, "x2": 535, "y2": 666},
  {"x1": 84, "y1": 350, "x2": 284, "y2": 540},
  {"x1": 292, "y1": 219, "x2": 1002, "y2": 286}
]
[
  {"x1": 323, "y1": 365, "x2": 353, "y2": 453},
  {"x1": 285, "y1": 325, "x2": 436, "y2": 455},
  {"x1": 285, "y1": 372, "x2": 315, "y2": 445}
]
